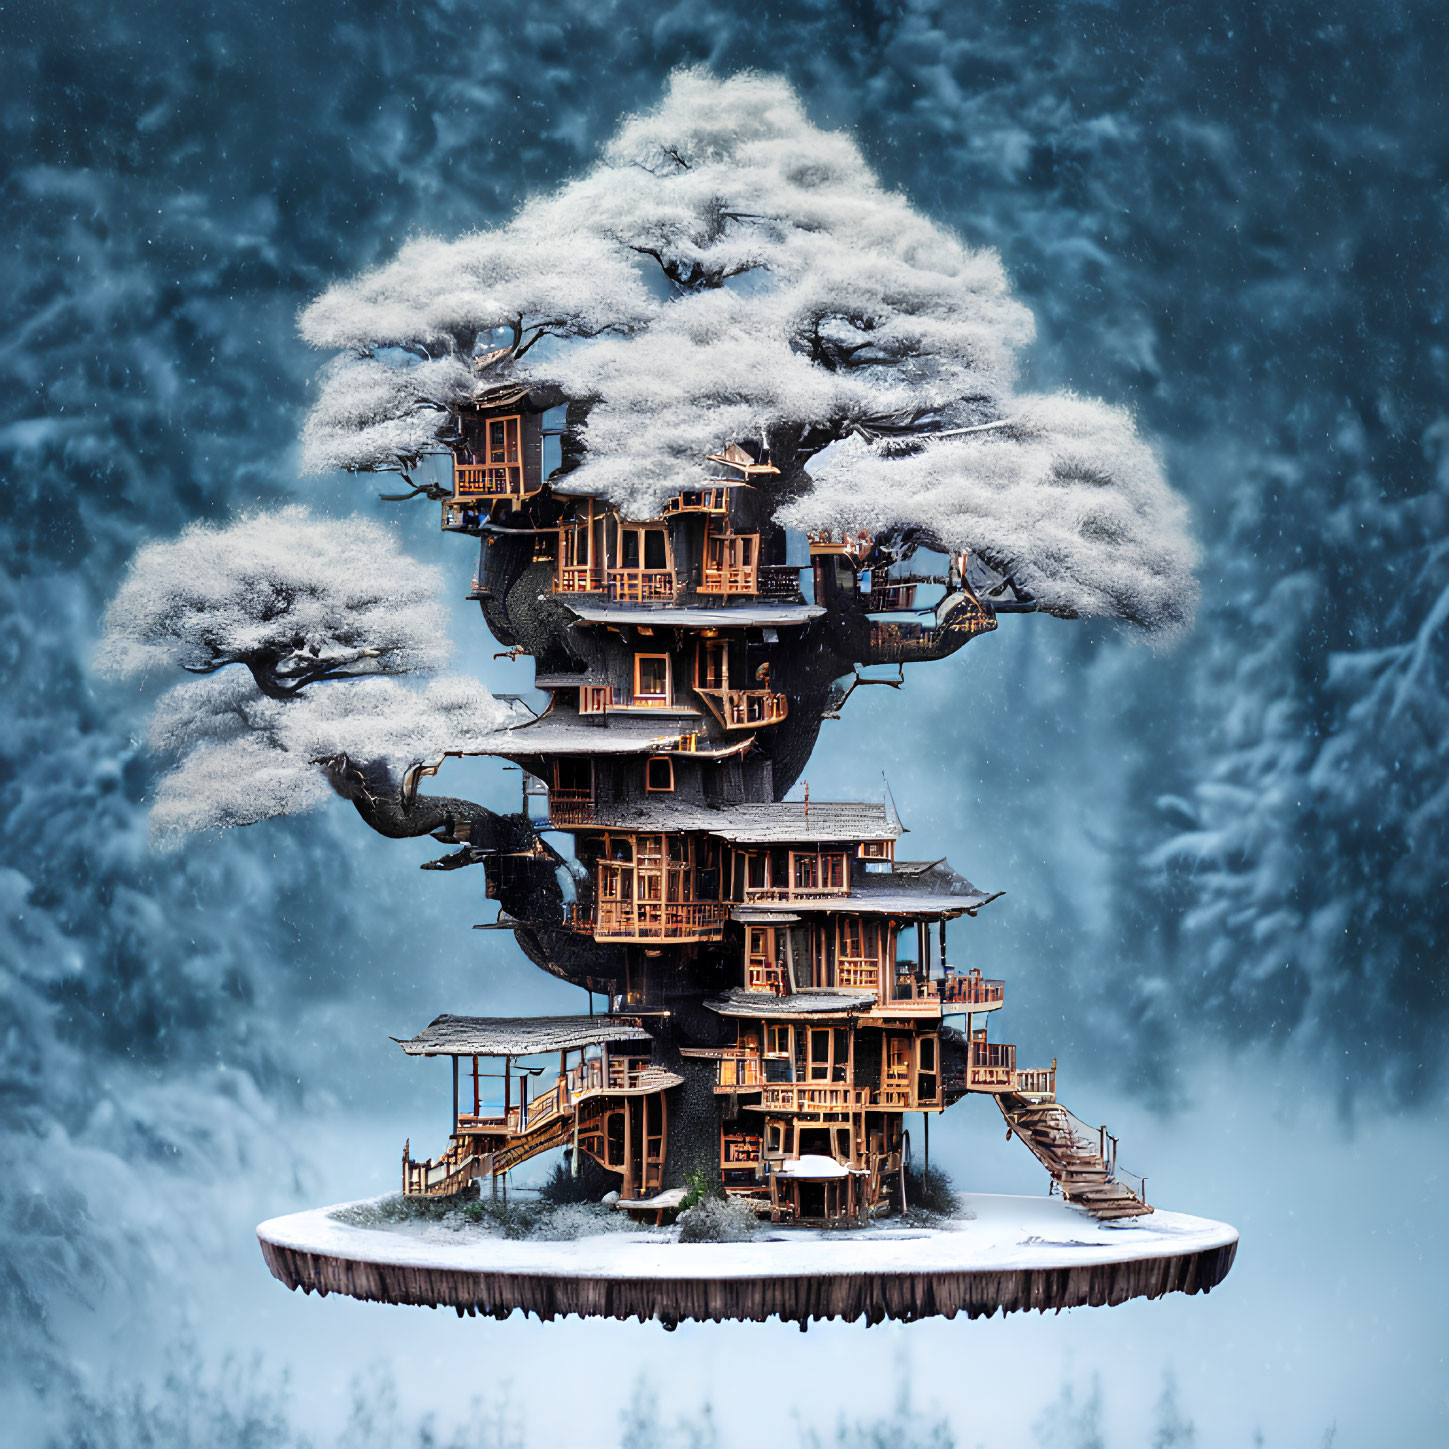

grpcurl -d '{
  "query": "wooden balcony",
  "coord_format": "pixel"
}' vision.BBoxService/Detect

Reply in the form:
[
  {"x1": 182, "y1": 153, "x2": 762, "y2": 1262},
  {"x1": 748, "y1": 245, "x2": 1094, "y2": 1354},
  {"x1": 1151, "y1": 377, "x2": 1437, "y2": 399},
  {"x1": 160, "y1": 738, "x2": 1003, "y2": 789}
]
[
  {"x1": 700, "y1": 562, "x2": 759, "y2": 595},
  {"x1": 756, "y1": 1083, "x2": 867, "y2": 1113},
  {"x1": 835, "y1": 958, "x2": 882, "y2": 992},
  {"x1": 698, "y1": 688, "x2": 788, "y2": 731},
  {"x1": 453, "y1": 462, "x2": 528, "y2": 500},
  {"x1": 606, "y1": 569, "x2": 675, "y2": 602},
  {"x1": 545, "y1": 791, "x2": 594, "y2": 827},
  {"x1": 966, "y1": 1041, "x2": 1017, "y2": 1092},
  {"x1": 589, "y1": 899, "x2": 728, "y2": 942},
  {"x1": 1014, "y1": 1065, "x2": 1057, "y2": 1100},
  {"x1": 555, "y1": 565, "x2": 607, "y2": 594},
  {"x1": 939, "y1": 968, "x2": 1005, "y2": 1009}
]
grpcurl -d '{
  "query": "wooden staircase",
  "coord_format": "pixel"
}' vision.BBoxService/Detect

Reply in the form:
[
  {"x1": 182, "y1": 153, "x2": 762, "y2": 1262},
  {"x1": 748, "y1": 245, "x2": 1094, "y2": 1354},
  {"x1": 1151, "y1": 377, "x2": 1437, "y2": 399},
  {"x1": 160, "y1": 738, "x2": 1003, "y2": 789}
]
[{"x1": 996, "y1": 1093, "x2": 1153, "y2": 1220}]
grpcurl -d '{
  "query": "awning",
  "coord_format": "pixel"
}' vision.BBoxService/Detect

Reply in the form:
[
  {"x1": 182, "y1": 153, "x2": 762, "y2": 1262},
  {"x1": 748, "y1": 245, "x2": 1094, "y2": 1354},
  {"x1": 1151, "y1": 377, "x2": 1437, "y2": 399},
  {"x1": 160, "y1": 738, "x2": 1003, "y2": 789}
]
[{"x1": 396, "y1": 1014, "x2": 652, "y2": 1057}]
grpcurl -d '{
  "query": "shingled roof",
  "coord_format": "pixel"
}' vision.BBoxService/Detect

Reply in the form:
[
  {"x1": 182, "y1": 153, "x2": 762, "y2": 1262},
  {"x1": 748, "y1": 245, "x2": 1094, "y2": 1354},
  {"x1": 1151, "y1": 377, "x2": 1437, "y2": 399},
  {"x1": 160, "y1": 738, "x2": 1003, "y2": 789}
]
[
  {"x1": 396, "y1": 1014, "x2": 653, "y2": 1057},
  {"x1": 584, "y1": 799, "x2": 901, "y2": 843},
  {"x1": 705, "y1": 989, "x2": 876, "y2": 1018}
]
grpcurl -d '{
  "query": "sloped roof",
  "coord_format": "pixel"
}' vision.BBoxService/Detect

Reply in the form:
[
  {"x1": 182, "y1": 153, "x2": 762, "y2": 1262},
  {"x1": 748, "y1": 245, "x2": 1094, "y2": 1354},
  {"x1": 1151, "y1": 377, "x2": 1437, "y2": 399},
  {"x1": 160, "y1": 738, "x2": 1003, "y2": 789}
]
[
  {"x1": 584, "y1": 799, "x2": 901, "y2": 843},
  {"x1": 735, "y1": 861, "x2": 1001, "y2": 919},
  {"x1": 705, "y1": 989, "x2": 876, "y2": 1019},
  {"x1": 396, "y1": 1014, "x2": 653, "y2": 1057}
]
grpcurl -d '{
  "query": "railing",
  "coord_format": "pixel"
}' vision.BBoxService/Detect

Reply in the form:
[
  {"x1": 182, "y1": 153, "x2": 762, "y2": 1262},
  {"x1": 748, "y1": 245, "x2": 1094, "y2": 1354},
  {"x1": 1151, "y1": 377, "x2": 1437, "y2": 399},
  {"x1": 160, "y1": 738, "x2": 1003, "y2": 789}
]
[
  {"x1": 745, "y1": 963, "x2": 787, "y2": 993},
  {"x1": 698, "y1": 688, "x2": 789, "y2": 730},
  {"x1": 664, "y1": 487, "x2": 732, "y2": 514},
  {"x1": 546, "y1": 791, "x2": 595, "y2": 827},
  {"x1": 759, "y1": 565, "x2": 807, "y2": 601},
  {"x1": 555, "y1": 565, "x2": 607, "y2": 593},
  {"x1": 966, "y1": 1041, "x2": 1017, "y2": 1091},
  {"x1": 700, "y1": 563, "x2": 759, "y2": 595},
  {"x1": 939, "y1": 969, "x2": 1005, "y2": 1007},
  {"x1": 454, "y1": 463, "x2": 525, "y2": 497},
  {"x1": 1015, "y1": 1066, "x2": 1056, "y2": 1099},
  {"x1": 716, "y1": 1054, "x2": 764, "y2": 1090},
  {"x1": 402, "y1": 1137, "x2": 480, "y2": 1196},
  {"x1": 835, "y1": 958, "x2": 882, "y2": 991},
  {"x1": 607, "y1": 569, "x2": 675, "y2": 602},
  {"x1": 760, "y1": 1083, "x2": 867, "y2": 1112},
  {"x1": 742, "y1": 881, "x2": 850, "y2": 904},
  {"x1": 610, "y1": 685, "x2": 675, "y2": 711},
  {"x1": 591, "y1": 899, "x2": 728, "y2": 941}
]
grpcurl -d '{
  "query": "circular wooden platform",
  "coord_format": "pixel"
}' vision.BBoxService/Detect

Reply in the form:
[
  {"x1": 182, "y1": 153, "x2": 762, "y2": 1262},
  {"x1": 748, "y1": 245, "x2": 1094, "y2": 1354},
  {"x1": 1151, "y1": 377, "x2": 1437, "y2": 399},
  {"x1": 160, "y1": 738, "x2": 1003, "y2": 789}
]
[{"x1": 257, "y1": 1193, "x2": 1237, "y2": 1327}]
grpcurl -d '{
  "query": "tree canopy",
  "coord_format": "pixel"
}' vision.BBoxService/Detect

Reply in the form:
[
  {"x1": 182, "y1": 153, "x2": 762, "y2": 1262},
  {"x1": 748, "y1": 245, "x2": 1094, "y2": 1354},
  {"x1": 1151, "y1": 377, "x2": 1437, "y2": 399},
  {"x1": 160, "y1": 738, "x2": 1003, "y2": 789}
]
[{"x1": 299, "y1": 69, "x2": 1197, "y2": 637}]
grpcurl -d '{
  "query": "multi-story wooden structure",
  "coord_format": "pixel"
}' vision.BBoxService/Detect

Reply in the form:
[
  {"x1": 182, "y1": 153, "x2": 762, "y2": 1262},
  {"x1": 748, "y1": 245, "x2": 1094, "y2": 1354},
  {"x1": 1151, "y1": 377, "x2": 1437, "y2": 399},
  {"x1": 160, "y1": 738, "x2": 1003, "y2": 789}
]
[{"x1": 398, "y1": 389, "x2": 1153, "y2": 1225}]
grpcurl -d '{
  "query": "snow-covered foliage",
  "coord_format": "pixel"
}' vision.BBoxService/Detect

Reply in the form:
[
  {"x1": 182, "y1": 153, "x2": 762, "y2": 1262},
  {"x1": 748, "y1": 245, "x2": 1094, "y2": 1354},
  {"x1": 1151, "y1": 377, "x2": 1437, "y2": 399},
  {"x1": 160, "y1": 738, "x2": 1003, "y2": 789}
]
[
  {"x1": 301, "y1": 69, "x2": 1196, "y2": 636},
  {"x1": 98, "y1": 507, "x2": 515, "y2": 839},
  {"x1": 784, "y1": 396, "x2": 1197, "y2": 635},
  {"x1": 146, "y1": 671, "x2": 517, "y2": 839},
  {"x1": 99, "y1": 507, "x2": 450, "y2": 691}
]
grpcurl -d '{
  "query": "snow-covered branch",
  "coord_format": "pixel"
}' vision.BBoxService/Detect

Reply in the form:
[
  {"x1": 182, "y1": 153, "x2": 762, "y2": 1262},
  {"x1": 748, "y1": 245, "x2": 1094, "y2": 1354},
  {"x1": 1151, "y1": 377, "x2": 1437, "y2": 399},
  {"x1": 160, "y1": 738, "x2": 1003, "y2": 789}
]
[{"x1": 146, "y1": 671, "x2": 519, "y2": 842}]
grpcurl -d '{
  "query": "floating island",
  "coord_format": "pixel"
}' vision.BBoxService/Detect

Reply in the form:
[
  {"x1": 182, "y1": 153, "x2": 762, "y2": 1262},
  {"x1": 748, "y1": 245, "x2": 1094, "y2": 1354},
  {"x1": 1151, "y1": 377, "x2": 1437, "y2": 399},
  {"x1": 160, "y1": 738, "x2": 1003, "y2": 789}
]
[{"x1": 258, "y1": 1190, "x2": 1237, "y2": 1327}]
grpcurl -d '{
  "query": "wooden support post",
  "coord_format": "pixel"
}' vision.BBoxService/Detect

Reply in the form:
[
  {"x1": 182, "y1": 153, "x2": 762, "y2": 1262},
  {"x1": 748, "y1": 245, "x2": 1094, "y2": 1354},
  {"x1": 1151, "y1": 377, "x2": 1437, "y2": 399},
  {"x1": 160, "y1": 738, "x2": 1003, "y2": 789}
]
[
  {"x1": 452, "y1": 1056, "x2": 459, "y2": 1135},
  {"x1": 504, "y1": 1056, "x2": 511, "y2": 1125},
  {"x1": 472, "y1": 1055, "x2": 480, "y2": 1117},
  {"x1": 924, "y1": 1112, "x2": 930, "y2": 1175}
]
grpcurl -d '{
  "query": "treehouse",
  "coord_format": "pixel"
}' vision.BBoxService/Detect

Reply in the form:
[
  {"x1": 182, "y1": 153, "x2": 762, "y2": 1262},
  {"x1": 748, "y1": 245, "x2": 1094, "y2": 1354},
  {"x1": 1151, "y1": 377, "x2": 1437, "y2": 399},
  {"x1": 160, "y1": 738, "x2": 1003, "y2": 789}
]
[{"x1": 378, "y1": 437, "x2": 1162, "y2": 1230}]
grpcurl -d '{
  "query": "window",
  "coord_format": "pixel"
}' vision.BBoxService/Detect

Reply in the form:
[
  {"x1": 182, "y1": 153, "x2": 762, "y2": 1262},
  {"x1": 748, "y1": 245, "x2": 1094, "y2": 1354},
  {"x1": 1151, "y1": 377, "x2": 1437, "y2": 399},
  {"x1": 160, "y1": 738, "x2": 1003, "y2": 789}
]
[
  {"x1": 808, "y1": 1028, "x2": 832, "y2": 1081},
  {"x1": 859, "y1": 840, "x2": 889, "y2": 859},
  {"x1": 645, "y1": 756, "x2": 674, "y2": 792},
  {"x1": 793, "y1": 853, "x2": 819, "y2": 891},
  {"x1": 455, "y1": 414, "x2": 522, "y2": 495},
  {"x1": 634, "y1": 654, "x2": 670, "y2": 704},
  {"x1": 580, "y1": 686, "x2": 608, "y2": 715},
  {"x1": 553, "y1": 758, "x2": 593, "y2": 796},
  {"x1": 620, "y1": 527, "x2": 669, "y2": 572},
  {"x1": 768, "y1": 1025, "x2": 792, "y2": 1057},
  {"x1": 746, "y1": 853, "x2": 769, "y2": 890}
]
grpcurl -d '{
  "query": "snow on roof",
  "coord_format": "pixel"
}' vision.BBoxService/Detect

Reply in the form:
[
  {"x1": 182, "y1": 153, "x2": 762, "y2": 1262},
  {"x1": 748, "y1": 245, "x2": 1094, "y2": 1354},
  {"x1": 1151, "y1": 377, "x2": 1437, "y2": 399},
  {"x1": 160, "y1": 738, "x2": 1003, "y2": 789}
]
[
  {"x1": 706, "y1": 989, "x2": 875, "y2": 1018},
  {"x1": 563, "y1": 601, "x2": 824, "y2": 628},
  {"x1": 736, "y1": 861, "x2": 1001, "y2": 918},
  {"x1": 584, "y1": 799, "x2": 901, "y2": 842},
  {"x1": 396, "y1": 1014, "x2": 653, "y2": 1057},
  {"x1": 451, "y1": 711, "x2": 700, "y2": 757}
]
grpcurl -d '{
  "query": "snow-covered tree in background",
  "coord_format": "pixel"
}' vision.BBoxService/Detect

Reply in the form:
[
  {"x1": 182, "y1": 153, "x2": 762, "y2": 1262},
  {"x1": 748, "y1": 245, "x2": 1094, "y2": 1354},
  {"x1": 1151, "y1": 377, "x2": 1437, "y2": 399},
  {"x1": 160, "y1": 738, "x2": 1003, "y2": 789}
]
[
  {"x1": 300, "y1": 70, "x2": 1197, "y2": 638},
  {"x1": 100, "y1": 508, "x2": 520, "y2": 843}
]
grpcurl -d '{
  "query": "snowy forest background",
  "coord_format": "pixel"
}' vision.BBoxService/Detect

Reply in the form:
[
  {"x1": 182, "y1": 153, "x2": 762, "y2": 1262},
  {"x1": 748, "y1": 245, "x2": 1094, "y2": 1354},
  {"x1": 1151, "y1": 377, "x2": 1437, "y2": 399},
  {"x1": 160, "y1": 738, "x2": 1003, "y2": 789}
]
[{"x1": 3, "y1": 2, "x2": 1446, "y2": 1445}]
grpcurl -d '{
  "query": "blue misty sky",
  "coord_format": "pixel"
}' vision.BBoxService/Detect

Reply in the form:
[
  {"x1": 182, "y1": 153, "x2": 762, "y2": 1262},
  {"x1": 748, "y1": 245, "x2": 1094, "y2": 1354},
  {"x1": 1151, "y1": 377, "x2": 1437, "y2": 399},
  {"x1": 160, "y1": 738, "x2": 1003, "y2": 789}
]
[{"x1": 2, "y1": 2, "x2": 1447, "y2": 1444}]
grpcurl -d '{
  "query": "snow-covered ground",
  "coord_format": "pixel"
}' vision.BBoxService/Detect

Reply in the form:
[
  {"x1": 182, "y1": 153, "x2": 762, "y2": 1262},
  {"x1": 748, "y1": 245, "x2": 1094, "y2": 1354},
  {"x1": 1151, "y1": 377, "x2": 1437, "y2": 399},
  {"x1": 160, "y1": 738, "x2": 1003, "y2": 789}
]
[{"x1": 258, "y1": 1192, "x2": 1235, "y2": 1287}]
